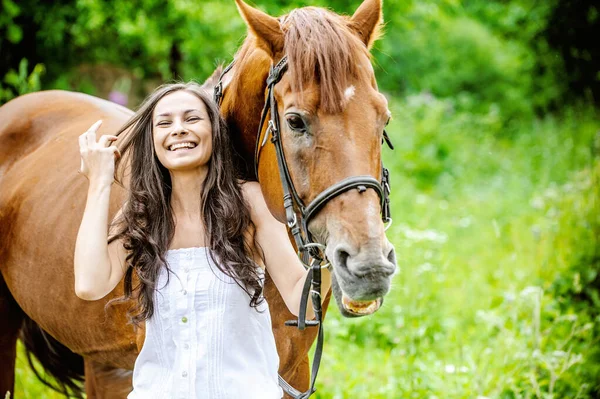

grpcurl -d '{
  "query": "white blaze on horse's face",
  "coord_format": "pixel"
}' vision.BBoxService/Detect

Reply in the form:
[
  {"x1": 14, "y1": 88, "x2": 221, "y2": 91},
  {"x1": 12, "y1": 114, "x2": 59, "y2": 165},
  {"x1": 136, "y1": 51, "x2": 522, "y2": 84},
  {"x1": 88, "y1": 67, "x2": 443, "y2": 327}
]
[
  {"x1": 344, "y1": 86, "x2": 356, "y2": 102},
  {"x1": 152, "y1": 90, "x2": 213, "y2": 173}
]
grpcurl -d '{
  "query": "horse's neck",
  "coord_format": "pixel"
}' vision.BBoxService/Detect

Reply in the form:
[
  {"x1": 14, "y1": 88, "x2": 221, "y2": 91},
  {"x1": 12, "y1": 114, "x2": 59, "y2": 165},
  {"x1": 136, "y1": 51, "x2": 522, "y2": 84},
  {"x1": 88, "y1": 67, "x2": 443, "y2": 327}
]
[{"x1": 221, "y1": 48, "x2": 272, "y2": 179}]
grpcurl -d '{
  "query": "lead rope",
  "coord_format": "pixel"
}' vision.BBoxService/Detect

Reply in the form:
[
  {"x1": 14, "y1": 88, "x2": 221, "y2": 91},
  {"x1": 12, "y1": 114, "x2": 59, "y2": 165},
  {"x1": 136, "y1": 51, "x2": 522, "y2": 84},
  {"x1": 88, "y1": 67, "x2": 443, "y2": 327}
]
[{"x1": 279, "y1": 259, "x2": 325, "y2": 399}]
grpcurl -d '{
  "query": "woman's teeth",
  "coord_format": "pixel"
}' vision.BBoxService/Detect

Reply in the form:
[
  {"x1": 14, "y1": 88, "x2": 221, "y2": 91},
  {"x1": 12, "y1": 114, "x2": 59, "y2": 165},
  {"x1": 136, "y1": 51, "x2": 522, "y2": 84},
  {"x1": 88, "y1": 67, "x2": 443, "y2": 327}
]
[{"x1": 169, "y1": 142, "x2": 197, "y2": 151}]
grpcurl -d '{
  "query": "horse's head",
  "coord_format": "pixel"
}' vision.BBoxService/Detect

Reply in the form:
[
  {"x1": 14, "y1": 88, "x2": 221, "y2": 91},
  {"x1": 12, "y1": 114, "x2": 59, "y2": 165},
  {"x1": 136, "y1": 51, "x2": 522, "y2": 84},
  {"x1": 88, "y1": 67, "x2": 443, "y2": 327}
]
[{"x1": 228, "y1": 0, "x2": 397, "y2": 317}]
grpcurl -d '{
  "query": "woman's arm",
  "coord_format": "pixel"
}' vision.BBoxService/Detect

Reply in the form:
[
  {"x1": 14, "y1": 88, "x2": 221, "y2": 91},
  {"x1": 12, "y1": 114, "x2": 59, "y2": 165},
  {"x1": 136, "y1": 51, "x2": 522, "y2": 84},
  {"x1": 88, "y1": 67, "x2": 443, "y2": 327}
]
[
  {"x1": 74, "y1": 120, "x2": 127, "y2": 301},
  {"x1": 243, "y1": 182, "x2": 331, "y2": 318}
]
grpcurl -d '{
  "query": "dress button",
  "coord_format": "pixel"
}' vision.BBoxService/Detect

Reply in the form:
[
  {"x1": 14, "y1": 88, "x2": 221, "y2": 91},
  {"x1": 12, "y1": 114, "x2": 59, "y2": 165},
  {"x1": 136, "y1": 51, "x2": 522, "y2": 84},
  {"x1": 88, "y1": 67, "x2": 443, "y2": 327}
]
[
  {"x1": 182, "y1": 289, "x2": 187, "y2": 295},
  {"x1": 184, "y1": 267, "x2": 190, "y2": 273},
  {"x1": 182, "y1": 371, "x2": 188, "y2": 377},
  {"x1": 181, "y1": 316, "x2": 188, "y2": 323},
  {"x1": 184, "y1": 343, "x2": 190, "y2": 349}
]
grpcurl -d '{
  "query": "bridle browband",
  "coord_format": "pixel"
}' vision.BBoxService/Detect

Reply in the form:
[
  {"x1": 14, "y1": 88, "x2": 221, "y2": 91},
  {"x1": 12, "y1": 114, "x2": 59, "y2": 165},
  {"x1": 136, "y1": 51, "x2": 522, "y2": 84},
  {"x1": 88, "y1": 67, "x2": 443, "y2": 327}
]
[{"x1": 214, "y1": 55, "x2": 393, "y2": 399}]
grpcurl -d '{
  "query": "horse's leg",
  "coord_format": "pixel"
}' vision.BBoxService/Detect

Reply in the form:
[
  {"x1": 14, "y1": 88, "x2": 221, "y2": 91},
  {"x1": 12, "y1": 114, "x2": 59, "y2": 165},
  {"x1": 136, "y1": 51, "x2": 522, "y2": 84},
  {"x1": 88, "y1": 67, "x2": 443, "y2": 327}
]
[
  {"x1": 84, "y1": 359, "x2": 132, "y2": 399},
  {"x1": 0, "y1": 275, "x2": 23, "y2": 398}
]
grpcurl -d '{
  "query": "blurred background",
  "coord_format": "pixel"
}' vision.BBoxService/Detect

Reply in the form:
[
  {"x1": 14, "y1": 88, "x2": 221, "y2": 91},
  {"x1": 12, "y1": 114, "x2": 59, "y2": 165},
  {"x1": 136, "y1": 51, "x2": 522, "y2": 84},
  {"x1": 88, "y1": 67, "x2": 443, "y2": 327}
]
[{"x1": 2, "y1": 0, "x2": 599, "y2": 397}]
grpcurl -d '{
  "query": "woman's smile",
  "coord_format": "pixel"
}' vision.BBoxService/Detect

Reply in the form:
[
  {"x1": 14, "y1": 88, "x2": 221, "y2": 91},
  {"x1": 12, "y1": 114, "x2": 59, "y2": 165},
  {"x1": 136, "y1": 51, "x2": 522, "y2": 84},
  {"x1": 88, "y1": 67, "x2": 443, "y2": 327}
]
[{"x1": 168, "y1": 141, "x2": 197, "y2": 151}]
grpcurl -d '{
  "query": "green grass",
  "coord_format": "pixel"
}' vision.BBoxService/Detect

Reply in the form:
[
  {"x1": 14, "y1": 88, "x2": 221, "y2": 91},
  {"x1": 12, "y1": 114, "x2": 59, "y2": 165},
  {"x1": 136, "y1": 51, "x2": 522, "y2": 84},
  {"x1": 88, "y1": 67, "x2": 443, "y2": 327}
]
[
  {"x1": 13, "y1": 98, "x2": 600, "y2": 398},
  {"x1": 13, "y1": 341, "x2": 65, "y2": 399}
]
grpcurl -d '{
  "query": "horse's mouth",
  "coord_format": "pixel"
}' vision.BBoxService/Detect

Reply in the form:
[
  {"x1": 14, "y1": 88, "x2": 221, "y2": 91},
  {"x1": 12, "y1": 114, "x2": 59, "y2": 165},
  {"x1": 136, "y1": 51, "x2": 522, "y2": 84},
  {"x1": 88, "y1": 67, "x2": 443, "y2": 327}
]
[{"x1": 341, "y1": 294, "x2": 382, "y2": 316}]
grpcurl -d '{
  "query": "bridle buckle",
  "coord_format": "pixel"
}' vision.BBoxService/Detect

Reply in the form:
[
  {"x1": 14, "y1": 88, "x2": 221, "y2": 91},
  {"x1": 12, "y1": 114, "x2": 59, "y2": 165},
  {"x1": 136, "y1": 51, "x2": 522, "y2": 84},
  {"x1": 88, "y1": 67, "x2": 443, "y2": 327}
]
[{"x1": 287, "y1": 212, "x2": 298, "y2": 229}]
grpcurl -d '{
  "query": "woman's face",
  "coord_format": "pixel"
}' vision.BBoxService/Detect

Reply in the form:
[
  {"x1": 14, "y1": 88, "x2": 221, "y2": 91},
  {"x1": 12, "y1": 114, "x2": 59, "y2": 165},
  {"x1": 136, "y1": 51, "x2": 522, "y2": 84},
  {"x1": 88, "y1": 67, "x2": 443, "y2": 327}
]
[{"x1": 152, "y1": 90, "x2": 213, "y2": 172}]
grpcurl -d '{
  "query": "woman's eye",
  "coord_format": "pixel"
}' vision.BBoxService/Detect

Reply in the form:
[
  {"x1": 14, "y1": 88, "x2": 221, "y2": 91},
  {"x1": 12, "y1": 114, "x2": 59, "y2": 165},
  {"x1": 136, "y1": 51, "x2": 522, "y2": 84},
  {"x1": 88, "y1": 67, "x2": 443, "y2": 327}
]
[
  {"x1": 157, "y1": 121, "x2": 171, "y2": 127},
  {"x1": 286, "y1": 114, "x2": 307, "y2": 132},
  {"x1": 187, "y1": 117, "x2": 200, "y2": 122}
]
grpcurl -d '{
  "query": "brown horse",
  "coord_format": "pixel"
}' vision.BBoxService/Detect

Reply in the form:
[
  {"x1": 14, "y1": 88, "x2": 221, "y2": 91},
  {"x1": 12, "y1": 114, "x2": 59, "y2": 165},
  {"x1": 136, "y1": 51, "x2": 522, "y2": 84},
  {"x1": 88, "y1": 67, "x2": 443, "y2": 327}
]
[{"x1": 0, "y1": 0, "x2": 396, "y2": 397}]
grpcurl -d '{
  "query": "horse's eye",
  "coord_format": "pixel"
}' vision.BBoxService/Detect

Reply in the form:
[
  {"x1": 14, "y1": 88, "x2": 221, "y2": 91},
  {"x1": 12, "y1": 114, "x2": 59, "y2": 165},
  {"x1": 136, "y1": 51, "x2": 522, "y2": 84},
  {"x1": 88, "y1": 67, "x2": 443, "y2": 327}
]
[{"x1": 286, "y1": 114, "x2": 307, "y2": 133}]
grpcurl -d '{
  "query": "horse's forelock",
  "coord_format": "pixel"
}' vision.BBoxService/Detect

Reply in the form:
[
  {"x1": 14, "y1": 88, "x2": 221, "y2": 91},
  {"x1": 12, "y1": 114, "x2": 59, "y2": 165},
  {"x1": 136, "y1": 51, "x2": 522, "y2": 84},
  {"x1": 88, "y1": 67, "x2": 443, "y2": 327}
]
[{"x1": 283, "y1": 7, "x2": 371, "y2": 113}]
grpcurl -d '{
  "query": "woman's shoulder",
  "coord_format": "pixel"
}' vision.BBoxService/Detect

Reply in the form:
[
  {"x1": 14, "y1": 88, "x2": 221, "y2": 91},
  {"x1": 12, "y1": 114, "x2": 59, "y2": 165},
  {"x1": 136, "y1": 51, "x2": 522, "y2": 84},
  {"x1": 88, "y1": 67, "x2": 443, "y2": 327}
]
[
  {"x1": 238, "y1": 180, "x2": 263, "y2": 206},
  {"x1": 238, "y1": 180, "x2": 270, "y2": 223}
]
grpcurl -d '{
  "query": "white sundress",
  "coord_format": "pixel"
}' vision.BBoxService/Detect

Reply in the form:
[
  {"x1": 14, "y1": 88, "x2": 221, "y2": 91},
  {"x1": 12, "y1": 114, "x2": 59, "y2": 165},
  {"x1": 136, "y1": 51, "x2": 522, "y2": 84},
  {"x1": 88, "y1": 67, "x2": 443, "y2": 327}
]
[{"x1": 128, "y1": 247, "x2": 283, "y2": 399}]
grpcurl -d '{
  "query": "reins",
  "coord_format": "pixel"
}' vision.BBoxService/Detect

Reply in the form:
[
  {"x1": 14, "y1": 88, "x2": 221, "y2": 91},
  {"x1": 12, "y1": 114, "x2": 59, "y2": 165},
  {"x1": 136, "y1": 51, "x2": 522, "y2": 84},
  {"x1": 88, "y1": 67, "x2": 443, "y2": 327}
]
[{"x1": 214, "y1": 55, "x2": 393, "y2": 399}]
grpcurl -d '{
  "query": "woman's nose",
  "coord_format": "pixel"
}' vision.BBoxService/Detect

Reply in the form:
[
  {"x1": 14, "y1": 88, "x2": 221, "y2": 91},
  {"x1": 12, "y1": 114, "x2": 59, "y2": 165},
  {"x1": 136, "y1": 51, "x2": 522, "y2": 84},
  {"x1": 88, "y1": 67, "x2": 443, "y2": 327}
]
[{"x1": 171, "y1": 122, "x2": 188, "y2": 136}]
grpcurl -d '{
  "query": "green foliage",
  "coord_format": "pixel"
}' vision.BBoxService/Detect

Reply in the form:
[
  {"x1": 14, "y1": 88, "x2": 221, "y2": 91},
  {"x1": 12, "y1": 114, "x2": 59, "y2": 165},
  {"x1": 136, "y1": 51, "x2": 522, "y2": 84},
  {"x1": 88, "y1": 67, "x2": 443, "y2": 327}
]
[
  {"x1": 0, "y1": 0, "x2": 23, "y2": 43},
  {"x1": 0, "y1": 58, "x2": 45, "y2": 104},
  {"x1": 377, "y1": 1, "x2": 563, "y2": 122},
  {"x1": 3, "y1": 0, "x2": 246, "y2": 82},
  {"x1": 0, "y1": 0, "x2": 577, "y2": 121},
  {"x1": 548, "y1": 160, "x2": 600, "y2": 312}
]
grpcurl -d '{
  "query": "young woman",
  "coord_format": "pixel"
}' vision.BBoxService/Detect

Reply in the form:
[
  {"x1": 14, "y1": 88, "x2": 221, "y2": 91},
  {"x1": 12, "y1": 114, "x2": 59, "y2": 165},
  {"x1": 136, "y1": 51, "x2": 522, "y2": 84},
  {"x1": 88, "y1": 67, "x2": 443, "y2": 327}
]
[{"x1": 73, "y1": 82, "x2": 331, "y2": 398}]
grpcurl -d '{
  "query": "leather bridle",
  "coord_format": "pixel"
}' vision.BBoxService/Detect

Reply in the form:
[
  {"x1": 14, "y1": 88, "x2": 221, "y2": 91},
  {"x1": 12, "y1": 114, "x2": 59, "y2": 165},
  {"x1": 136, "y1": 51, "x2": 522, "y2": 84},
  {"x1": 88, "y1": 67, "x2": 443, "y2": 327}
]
[{"x1": 214, "y1": 55, "x2": 393, "y2": 399}]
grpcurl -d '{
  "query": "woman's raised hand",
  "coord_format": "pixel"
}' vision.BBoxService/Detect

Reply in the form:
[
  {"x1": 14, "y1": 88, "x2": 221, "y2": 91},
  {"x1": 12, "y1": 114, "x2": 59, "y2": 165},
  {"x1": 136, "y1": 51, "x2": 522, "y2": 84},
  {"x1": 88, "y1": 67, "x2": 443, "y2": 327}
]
[{"x1": 78, "y1": 120, "x2": 121, "y2": 186}]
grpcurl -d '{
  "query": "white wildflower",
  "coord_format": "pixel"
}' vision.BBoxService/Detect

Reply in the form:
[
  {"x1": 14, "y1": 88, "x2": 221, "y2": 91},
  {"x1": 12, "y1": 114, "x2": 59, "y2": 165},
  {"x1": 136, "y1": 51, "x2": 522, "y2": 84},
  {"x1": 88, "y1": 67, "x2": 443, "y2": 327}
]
[
  {"x1": 444, "y1": 364, "x2": 456, "y2": 374},
  {"x1": 417, "y1": 262, "x2": 434, "y2": 275},
  {"x1": 458, "y1": 216, "x2": 472, "y2": 228}
]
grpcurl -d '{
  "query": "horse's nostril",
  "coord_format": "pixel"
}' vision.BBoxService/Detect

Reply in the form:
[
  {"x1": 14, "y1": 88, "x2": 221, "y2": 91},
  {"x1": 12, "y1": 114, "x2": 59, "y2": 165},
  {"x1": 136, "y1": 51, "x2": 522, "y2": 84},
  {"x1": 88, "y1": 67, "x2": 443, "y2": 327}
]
[
  {"x1": 333, "y1": 245, "x2": 396, "y2": 278},
  {"x1": 387, "y1": 247, "x2": 397, "y2": 265},
  {"x1": 335, "y1": 249, "x2": 350, "y2": 271}
]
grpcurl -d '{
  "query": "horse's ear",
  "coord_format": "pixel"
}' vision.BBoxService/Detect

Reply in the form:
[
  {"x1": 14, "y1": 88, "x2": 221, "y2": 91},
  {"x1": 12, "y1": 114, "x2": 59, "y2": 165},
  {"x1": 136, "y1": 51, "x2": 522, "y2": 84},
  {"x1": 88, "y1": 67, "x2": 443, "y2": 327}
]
[
  {"x1": 348, "y1": 0, "x2": 383, "y2": 49},
  {"x1": 235, "y1": 0, "x2": 284, "y2": 57}
]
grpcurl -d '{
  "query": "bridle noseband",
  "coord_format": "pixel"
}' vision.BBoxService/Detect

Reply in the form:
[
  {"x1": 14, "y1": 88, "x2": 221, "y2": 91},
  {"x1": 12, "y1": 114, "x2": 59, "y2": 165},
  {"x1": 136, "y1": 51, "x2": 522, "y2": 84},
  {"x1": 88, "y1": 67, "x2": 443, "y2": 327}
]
[{"x1": 214, "y1": 55, "x2": 393, "y2": 399}]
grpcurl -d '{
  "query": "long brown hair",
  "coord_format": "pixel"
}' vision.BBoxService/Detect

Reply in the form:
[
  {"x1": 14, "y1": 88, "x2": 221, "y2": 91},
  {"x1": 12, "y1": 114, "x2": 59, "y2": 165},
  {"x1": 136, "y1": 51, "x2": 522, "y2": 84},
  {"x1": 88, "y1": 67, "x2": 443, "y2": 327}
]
[{"x1": 109, "y1": 82, "x2": 264, "y2": 323}]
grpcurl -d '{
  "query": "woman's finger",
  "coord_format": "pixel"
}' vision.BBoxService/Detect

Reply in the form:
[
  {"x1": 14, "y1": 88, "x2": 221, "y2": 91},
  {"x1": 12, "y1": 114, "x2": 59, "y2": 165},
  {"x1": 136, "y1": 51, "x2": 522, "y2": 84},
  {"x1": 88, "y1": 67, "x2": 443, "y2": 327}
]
[
  {"x1": 98, "y1": 135, "x2": 118, "y2": 148},
  {"x1": 86, "y1": 120, "x2": 102, "y2": 147},
  {"x1": 109, "y1": 146, "x2": 121, "y2": 160},
  {"x1": 78, "y1": 133, "x2": 88, "y2": 152}
]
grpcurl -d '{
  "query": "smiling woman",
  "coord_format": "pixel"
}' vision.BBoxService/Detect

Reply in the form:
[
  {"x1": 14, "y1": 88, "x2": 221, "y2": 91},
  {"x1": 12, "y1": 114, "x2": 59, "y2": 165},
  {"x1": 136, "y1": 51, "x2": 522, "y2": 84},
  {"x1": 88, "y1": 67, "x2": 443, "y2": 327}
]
[{"x1": 73, "y1": 82, "x2": 332, "y2": 398}]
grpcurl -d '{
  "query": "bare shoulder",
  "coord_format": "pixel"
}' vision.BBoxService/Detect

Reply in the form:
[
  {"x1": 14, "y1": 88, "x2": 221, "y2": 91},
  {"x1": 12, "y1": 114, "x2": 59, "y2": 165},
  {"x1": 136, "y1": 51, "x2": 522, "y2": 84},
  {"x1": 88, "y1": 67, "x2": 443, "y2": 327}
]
[
  {"x1": 240, "y1": 181, "x2": 263, "y2": 207},
  {"x1": 239, "y1": 180, "x2": 261, "y2": 197},
  {"x1": 239, "y1": 181, "x2": 270, "y2": 221}
]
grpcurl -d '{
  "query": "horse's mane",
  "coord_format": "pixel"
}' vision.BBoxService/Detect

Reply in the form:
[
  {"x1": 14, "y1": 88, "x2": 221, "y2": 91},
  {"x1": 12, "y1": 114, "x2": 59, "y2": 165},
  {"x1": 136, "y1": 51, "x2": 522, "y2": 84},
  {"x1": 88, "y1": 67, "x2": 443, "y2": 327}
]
[
  {"x1": 283, "y1": 7, "x2": 371, "y2": 113},
  {"x1": 235, "y1": 7, "x2": 374, "y2": 114}
]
